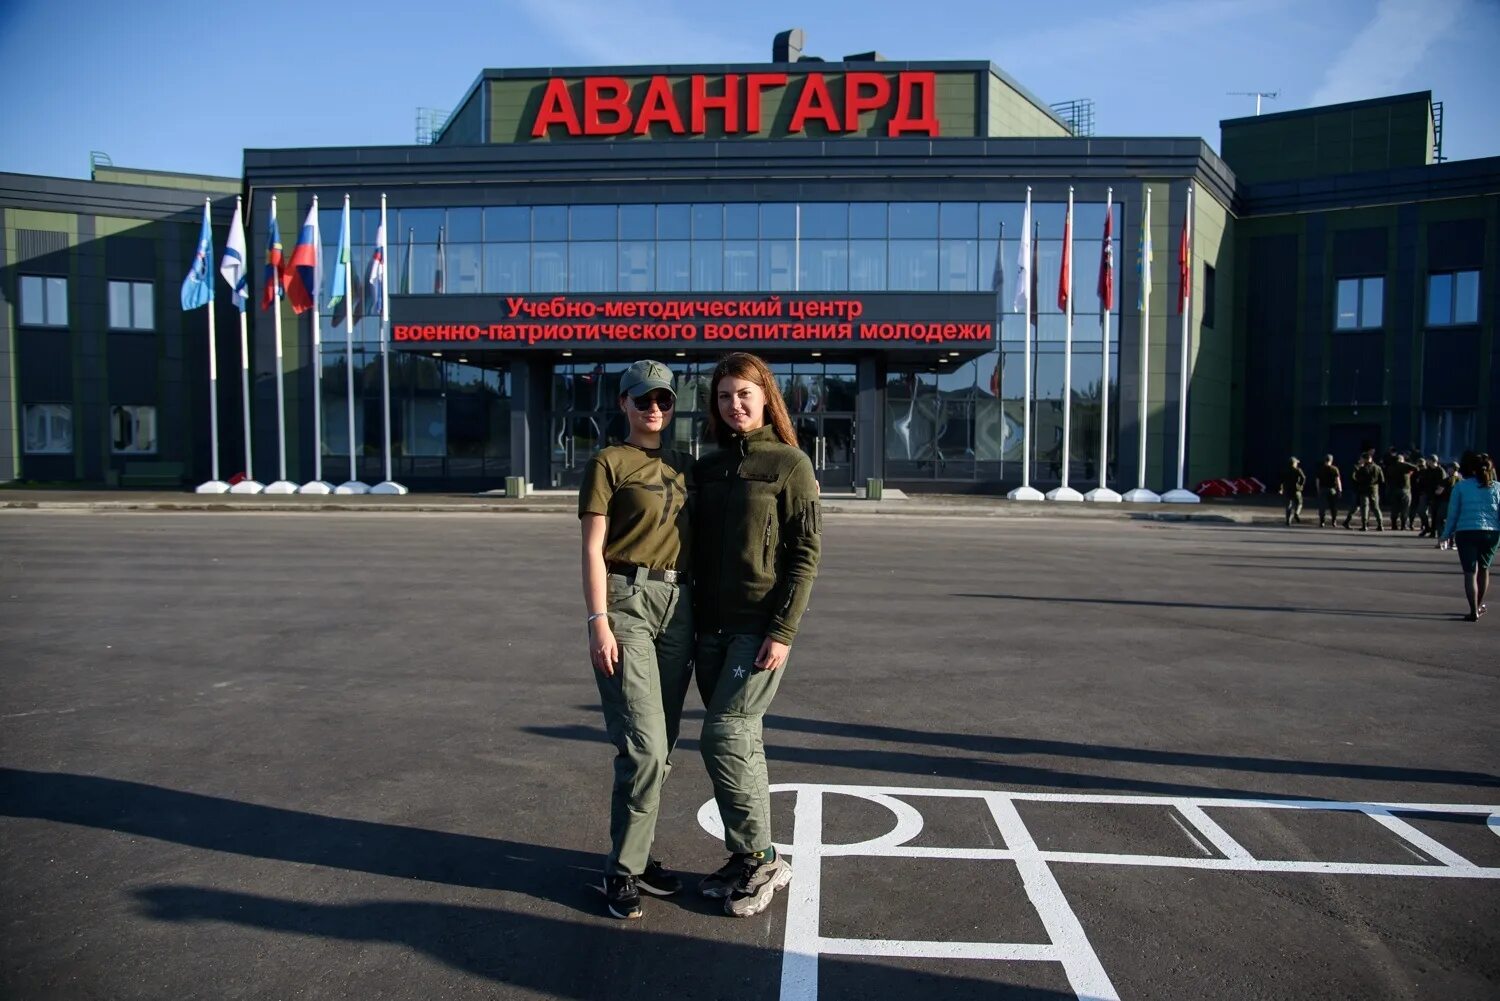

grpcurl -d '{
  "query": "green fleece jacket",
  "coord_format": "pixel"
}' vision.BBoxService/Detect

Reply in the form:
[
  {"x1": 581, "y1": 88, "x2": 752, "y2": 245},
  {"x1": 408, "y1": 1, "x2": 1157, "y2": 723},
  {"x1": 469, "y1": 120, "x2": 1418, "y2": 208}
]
[{"x1": 692, "y1": 424, "x2": 822, "y2": 644}]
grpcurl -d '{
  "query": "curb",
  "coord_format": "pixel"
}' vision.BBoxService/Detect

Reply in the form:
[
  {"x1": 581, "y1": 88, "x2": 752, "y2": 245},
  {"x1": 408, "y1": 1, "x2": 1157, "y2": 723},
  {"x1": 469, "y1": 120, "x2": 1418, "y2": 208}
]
[{"x1": 0, "y1": 496, "x2": 1283, "y2": 524}]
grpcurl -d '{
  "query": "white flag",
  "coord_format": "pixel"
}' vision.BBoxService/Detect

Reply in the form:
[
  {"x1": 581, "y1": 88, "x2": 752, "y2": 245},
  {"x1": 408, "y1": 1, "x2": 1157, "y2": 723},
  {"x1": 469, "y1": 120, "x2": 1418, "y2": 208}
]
[
  {"x1": 1012, "y1": 192, "x2": 1032, "y2": 315},
  {"x1": 219, "y1": 200, "x2": 248, "y2": 310}
]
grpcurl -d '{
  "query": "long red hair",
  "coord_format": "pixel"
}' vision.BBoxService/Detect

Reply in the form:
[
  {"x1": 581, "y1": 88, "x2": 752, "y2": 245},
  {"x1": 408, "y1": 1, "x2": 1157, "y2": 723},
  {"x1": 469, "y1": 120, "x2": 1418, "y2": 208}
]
[{"x1": 705, "y1": 352, "x2": 798, "y2": 448}]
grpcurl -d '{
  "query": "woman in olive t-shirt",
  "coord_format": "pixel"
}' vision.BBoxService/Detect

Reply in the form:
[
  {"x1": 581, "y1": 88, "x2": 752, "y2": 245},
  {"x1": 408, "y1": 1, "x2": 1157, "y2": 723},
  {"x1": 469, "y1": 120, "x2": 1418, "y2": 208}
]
[{"x1": 577, "y1": 359, "x2": 694, "y2": 920}]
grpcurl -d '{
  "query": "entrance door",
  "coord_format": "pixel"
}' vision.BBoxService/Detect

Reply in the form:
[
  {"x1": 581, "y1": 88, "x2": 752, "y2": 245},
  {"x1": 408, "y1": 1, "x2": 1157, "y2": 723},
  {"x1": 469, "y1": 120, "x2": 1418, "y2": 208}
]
[
  {"x1": 548, "y1": 361, "x2": 707, "y2": 488},
  {"x1": 777, "y1": 362, "x2": 857, "y2": 491}
]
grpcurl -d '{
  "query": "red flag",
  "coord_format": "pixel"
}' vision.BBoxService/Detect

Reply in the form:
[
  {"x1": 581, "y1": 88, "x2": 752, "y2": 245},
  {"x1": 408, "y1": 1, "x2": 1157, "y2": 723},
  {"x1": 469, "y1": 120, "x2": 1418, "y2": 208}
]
[
  {"x1": 1057, "y1": 202, "x2": 1072, "y2": 312},
  {"x1": 1176, "y1": 210, "x2": 1190, "y2": 315},
  {"x1": 1097, "y1": 199, "x2": 1114, "y2": 312}
]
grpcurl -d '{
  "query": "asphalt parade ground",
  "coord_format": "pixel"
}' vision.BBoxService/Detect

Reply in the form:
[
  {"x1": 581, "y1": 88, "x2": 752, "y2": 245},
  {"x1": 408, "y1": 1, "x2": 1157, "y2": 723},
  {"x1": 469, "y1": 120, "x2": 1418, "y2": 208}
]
[{"x1": 1, "y1": 510, "x2": 1497, "y2": 1000}]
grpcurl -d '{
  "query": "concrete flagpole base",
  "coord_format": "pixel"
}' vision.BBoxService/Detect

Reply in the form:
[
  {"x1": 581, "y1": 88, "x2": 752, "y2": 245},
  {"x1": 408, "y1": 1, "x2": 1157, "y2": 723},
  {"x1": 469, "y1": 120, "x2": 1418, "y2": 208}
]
[
  {"x1": 194, "y1": 480, "x2": 230, "y2": 494},
  {"x1": 297, "y1": 480, "x2": 335, "y2": 495},
  {"x1": 1160, "y1": 488, "x2": 1201, "y2": 504},
  {"x1": 334, "y1": 481, "x2": 371, "y2": 495},
  {"x1": 263, "y1": 481, "x2": 299, "y2": 494},
  {"x1": 1121, "y1": 488, "x2": 1162, "y2": 503},
  {"x1": 1045, "y1": 486, "x2": 1085, "y2": 502},
  {"x1": 1083, "y1": 487, "x2": 1123, "y2": 503},
  {"x1": 228, "y1": 480, "x2": 265, "y2": 494},
  {"x1": 1007, "y1": 485, "x2": 1045, "y2": 501},
  {"x1": 369, "y1": 481, "x2": 409, "y2": 495}
]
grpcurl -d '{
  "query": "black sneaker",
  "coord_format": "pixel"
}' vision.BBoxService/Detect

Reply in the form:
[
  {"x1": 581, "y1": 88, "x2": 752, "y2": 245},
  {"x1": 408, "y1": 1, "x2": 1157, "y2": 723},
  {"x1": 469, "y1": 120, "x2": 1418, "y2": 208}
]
[
  {"x1": 699, "y1": 853, "x2": 751, "y2": 899},
  {"x1": 600, "y1": 874, "x2": 642, "y2": 919},
  {"x1": 724, "y1": 856, "x2": 793, "y2": 918},
  {"x1": 638, "y1": 858, "x2": 682, "y2": 897}
]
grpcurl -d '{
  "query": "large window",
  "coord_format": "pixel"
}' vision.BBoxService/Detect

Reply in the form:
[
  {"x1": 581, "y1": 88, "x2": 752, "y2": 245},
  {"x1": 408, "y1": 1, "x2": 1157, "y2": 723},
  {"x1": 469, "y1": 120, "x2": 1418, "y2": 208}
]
[
  {"x1": 1422, "y1": 407, "x2": 1476, "y2": 459},
  {"x1": 111, "y1": 405, "x2": 158, "y2": 454},
  {"x1": 379, "y1": 200, "x2": 1122, "y2": 303},
  {"x1": 108, "y1": 280, "x2": 155, "y2": 330},
  {"x1": 24, "y1": 404, "x2": 72, "y2": 453},
  {"x1": 1427, "y1": 270, "x2": 1480, "y2": 326},
  {"x1": 1334, "y1": 276, "x2": 1383, "y2": 330},
  {"x1": 19, "y1": 275, "x2": 67, "y2": 326}
]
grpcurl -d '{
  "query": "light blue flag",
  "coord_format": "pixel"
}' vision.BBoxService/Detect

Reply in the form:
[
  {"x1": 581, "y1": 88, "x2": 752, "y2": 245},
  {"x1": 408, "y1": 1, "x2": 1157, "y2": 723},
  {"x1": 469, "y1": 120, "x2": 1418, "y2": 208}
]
[
  {"x1": 328, "y1": 199, "x2": 350, "y2": 317},
  {"x1": 181, "y1": 201, "x2": 214, "y2": 311}
]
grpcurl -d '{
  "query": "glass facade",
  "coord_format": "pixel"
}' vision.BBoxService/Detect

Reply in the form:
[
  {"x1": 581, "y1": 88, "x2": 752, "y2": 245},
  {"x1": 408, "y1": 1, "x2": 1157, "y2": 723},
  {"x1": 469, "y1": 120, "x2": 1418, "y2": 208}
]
[
  {"x1": 318, "y1": 351, "x2": 511, "y2": 485},
  {"x1": 885, "y1": 347, "x2": 1120, "y2": 485},
  {"x1": 308, "y1": 198, "x2": 1124, "y2": 489},
  {"x1": 318, "y1": 200, "x2": 1120, "y2": 315}
]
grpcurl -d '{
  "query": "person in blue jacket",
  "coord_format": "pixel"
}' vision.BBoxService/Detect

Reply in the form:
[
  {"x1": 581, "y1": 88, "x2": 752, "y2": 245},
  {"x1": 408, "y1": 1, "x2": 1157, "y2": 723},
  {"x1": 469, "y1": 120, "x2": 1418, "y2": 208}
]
[{"x1": 1440, "y1": 451, "x2": 1500, "y2": 622}]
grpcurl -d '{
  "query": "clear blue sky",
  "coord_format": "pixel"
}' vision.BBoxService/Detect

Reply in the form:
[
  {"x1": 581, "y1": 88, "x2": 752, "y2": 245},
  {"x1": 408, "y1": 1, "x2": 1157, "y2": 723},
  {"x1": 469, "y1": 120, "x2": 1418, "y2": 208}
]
[{"x1": 1, "y1": 0, "x2": 1496, "y2": 180}]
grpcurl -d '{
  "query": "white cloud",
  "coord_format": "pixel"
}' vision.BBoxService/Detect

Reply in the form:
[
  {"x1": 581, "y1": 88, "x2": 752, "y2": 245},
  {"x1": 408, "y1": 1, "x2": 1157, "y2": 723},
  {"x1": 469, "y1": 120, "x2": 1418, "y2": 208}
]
[
  {"x1": 515, "y1": 0, "x2": 761, "y2": 66},
  {"x1": 1310, "y1": 0, "x2": 1466, "y2": 105}
]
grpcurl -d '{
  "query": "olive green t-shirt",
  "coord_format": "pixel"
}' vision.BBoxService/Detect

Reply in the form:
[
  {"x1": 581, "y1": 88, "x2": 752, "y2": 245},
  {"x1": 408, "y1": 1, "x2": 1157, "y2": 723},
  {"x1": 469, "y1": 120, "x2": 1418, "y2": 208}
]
[{"x1": 578, "y1": 443, "x2": 692, "y2": 571}]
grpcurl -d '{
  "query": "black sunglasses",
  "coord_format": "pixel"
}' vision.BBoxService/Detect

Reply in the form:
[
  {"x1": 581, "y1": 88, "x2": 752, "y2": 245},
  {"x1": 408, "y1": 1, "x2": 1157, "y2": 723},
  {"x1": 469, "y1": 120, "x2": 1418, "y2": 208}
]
[{"x1": 631, "y1": 391, "x2": 675, "y2": 411}]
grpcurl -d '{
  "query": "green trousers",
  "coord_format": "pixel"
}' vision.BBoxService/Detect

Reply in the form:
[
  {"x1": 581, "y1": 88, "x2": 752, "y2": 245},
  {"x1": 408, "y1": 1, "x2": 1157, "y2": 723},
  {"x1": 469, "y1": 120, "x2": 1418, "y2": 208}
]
[
  {"x1": 595, "y1": 573, "x2": 694, "y2": 876},
  {"x1": 696, "y1": 631, "x2": 788, "y2": 855}
]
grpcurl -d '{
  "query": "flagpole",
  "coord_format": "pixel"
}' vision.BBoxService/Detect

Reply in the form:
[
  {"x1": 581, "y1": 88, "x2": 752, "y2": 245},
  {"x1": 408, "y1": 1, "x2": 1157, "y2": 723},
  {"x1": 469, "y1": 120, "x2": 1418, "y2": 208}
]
[
  {"x1": 220, "y1": 196, "x2": 262, "y2": 494},
  {"x1": 372, "y1": 193, "x2": 407, "y2": 494},
  {"x1": 1163, "y1": 182, "x2": 1200, "y2": 503},
  {"x1": 1049, "y1": 187, "x2": 1083, "y2": 502},
  {"x1": 299, "y1": 195, "x2": 334, "y2": 493},
  {"x1": 335, "y1": 194, "x2": 368, "y2": 493},
  {"x1": 193, "y1": 198, "x2": 228, "y2": 493},
  {"x1": 1123, "y1": 186, "x2": 1161, "y2": 503},
  {"x1": 1008, "y1": 187, "x2": 1043, "y2": 501},
  {"x1": 1087, "y1": 187, "x2": 1122, "y2": 502},
  {"x1": 264, "y1": 192, "x2": 296, "y2": 493}
]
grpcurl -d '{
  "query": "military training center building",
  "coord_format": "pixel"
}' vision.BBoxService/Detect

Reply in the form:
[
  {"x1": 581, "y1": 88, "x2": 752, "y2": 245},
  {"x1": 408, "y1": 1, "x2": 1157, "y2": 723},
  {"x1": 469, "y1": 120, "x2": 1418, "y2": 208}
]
[{"x1": 1, "y1": 32, "x2": 1496, "y2": 494}]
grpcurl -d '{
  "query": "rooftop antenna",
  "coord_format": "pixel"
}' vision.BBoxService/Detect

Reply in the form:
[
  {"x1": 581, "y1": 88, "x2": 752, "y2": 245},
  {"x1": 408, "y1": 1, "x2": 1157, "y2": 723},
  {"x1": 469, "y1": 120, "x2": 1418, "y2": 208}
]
[{"x1": 1228, "y1": 90, "x2": 1279, "y2": 116}]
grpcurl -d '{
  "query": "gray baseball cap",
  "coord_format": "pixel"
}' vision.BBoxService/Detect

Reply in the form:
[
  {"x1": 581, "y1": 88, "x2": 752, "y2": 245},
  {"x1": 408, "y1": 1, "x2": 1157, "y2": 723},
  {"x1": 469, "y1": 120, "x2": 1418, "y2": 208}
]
[{"x1": 620, "y1": 359, "x2": 675, "y2": 399}]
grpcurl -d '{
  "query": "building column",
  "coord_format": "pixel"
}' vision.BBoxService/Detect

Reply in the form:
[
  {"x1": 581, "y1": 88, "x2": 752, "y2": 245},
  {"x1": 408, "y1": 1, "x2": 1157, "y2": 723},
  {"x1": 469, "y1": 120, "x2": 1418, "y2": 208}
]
[{"x1": 856, "y1": 353, "x2": 883, "y2": 484}]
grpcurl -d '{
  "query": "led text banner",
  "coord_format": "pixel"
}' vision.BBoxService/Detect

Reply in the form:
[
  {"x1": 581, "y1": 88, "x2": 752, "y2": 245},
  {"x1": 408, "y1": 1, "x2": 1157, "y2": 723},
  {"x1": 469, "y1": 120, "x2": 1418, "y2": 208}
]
[{"x1": 390, "y1": 293, "x2": 1000, "y2": 351}]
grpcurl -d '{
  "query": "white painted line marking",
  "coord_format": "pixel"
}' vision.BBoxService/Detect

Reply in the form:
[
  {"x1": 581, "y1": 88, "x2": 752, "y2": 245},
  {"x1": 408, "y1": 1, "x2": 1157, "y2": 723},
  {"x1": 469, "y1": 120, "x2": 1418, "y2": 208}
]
[
  {"x1": 1168, "y1": 811, "x2": 1215, "y2": 857},
  {"x1": 1367, "y1": 810, "x2": 1473, "y2": 868},
  {"x1": 1175, "y1": 803, "x2": 1254, "y2": 861},
  {"x1": 778, "y1": 787, "x2": 822, "y2": 1001},
  {"x1": 816, "y1": 938, "x2": 1057, "y2": 962},
  {"x1": 987, "y1": 797, "x2": 1121, "y2": 1001},
  {"x1": 697, "y1": 784, "x2": 1500, "y2": 1001}
]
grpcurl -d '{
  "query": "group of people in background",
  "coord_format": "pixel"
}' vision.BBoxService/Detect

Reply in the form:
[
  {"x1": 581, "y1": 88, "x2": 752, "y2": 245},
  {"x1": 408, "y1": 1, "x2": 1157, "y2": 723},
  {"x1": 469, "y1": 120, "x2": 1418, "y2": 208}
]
[
  {"x1": 1279, "y1": 447, "x2": 1500, "y2": 622},
  {"x1": 1281, "y1": 448, "x2": 1464, "y2": 541}
]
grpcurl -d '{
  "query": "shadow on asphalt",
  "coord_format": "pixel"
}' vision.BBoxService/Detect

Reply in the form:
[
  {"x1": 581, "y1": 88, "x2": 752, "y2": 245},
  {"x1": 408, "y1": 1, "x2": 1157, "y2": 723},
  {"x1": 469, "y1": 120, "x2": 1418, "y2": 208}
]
[
  {"x1": 951, "y1": 592, "x2": 1462, "y2": 622},
  {"x1": 1209, "y1": 562, "x2": 1449, "y2": 575},
  {"x1": 0, "y1": 768, "x2": 602, "y2": 914},
  {"x1": 126, "y1": 885, "x2": 1076, "y2": 999},
  {"x1": 0, "y1": 770, "x2": 1075, "y2": 998},
  {"x1": 535, "y1": 714, "x2": 1500, "y2": 801}
]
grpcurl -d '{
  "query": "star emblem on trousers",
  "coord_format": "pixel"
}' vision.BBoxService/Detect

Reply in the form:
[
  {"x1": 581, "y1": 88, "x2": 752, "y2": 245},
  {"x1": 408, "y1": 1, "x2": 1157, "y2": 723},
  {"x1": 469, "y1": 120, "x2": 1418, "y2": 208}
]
[{"x1": 733, "y1": 666, "x2": 747, "y2": 679}]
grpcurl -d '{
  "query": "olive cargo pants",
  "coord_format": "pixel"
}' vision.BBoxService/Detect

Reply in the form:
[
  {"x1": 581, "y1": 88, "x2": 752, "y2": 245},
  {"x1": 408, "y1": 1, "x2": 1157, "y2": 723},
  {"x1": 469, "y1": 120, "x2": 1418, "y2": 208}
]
[
  {"x1": 595, "y1": 573, "x2": 694, "y2": 876},
  {"x1": 696, "y1": 631, "x2": 787, "y2": 855}
]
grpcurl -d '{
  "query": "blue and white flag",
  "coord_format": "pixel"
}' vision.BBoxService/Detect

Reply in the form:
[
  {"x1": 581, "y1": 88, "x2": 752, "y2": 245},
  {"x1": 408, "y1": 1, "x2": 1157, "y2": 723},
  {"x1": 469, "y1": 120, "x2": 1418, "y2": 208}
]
[
  {"x1": 1012, "y1": 192, "x2": 1031, "y2": 316},
  {"x1": 219, "y1": 200, "x2": 248, "y2": 310},
  {"x1": 366, "y1": 218, "x2": 386, "y2": 318},
  {"x1": 181, "y1": 201, "x2": 214, "y2": 311},
  {"x1": 328, "y1": 198, "x2": 351, "y2": 318}
]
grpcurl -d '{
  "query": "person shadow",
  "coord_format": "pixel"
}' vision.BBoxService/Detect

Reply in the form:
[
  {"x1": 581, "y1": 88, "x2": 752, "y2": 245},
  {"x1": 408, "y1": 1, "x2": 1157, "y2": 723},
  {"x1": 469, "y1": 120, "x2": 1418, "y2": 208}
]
[{"x1": 2, "y1": 768, "x2": 1077, "y2": 999}]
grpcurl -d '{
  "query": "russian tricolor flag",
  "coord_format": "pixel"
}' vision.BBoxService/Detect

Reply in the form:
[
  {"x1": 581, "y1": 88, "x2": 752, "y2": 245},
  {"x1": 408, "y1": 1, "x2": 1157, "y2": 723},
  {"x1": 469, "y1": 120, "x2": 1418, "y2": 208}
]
[
  {"x1": 260, "y1": 203, "x2": 284, "y2": 312},
  {"x1": 282, "y1": 201, "x2": 321, "y2": 315}
]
